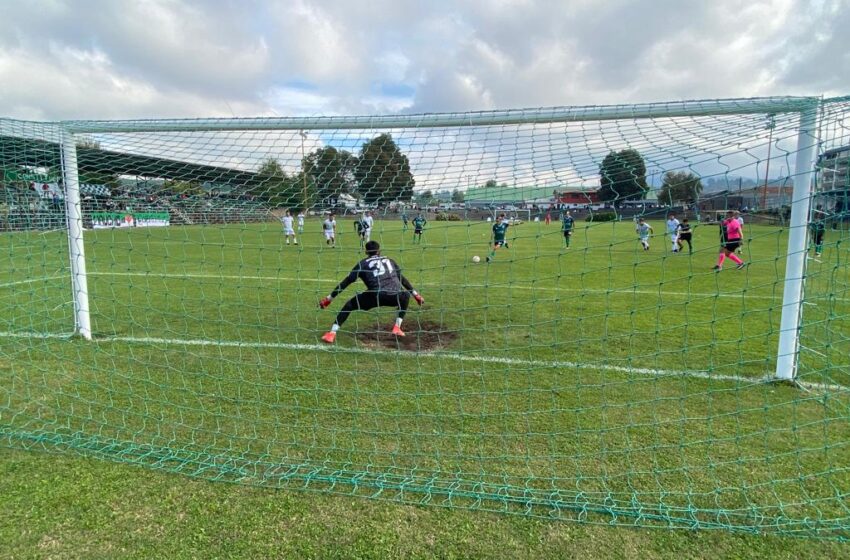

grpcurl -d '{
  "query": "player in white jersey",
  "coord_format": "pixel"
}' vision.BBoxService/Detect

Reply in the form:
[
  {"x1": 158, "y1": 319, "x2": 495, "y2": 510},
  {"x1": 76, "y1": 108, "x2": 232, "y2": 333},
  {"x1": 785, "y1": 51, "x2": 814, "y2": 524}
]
[
  {"x1": 322, "y1": 213, "x2": 337, "y2": 248},
  {"x1": 297, "y1": 211, "x2": 305, "y2": 233},
  {"x1": 281, "y1": 210, "x2": 297, "y2": 245},
  {"x1": 666, "y1": 213, "x2": 680, "y2": 253},
  {"x1": 636, "y1": 217, "x2": 653, "y2": 251},
  {"x1": 361, "y1": 210, "x2": 374, "y2": 243}
]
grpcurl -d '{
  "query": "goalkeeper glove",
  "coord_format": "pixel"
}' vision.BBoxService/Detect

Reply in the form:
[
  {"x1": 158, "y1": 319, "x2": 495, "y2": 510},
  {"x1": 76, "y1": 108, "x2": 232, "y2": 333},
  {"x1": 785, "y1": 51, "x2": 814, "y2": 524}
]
[
  {"x1": 412, "y1": 291, "x2": 424, "y2": 306},
  {"x1": 319, "y1": 296, "x2": 333, "y2": 309}
]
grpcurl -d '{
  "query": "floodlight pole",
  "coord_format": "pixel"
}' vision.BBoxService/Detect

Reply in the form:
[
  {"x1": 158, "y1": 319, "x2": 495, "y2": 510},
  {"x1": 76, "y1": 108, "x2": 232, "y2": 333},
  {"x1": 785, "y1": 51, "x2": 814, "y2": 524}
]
[
  {"x1": 762, "y1": 115, "x2": 776, "y2": 209},
  {"x1": 300, "y1": 130, "x2": 308, "y2": 211},
  {"x1": 61, "y1": 129, "x2": 92, "y2": 340},
  {"x1": 774, "y1": 105, "x2": 819, "y2": 381}
]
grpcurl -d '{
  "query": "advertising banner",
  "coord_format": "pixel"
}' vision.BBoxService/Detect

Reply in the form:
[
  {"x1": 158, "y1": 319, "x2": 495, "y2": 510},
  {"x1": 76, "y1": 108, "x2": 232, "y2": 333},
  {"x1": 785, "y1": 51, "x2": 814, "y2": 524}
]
[{"x1": 91, "y1": 212, "x2": 170, "y2": 229}]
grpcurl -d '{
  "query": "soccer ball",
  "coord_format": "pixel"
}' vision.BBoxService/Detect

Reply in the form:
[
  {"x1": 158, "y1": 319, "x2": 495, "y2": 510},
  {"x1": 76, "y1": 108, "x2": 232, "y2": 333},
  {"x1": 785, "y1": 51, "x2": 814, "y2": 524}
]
[{"x1": 472, "y1": 255, "x2": 481, "y2": 263}]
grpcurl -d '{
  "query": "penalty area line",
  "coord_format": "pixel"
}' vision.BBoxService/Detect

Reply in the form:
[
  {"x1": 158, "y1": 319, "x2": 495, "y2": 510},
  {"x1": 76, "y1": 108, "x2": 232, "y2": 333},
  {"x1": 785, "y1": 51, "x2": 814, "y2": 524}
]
[{"x1": 1, "y1": 330, "x2": 845, "y2": 393}]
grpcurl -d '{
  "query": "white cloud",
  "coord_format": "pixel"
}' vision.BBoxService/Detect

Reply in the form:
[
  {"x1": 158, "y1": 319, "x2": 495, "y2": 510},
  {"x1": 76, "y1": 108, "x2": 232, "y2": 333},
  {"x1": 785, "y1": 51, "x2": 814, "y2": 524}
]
[
  {"x1": 2, "y1": 0, "x2": 848, "y2": 191},
  {"x1": 3, "y1": 0, "x2": 848, "y2": 121}
]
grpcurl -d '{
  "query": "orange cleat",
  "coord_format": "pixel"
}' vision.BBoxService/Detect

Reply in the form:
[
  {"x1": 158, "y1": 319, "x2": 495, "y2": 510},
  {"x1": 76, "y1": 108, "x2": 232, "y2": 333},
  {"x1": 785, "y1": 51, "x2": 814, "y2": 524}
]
[
  {"x1": 321, "y1": 331, "x2": 336, "y2": 344},
  {"x1": 391, "y1": 324, "x2": 405, "y2": 337}
]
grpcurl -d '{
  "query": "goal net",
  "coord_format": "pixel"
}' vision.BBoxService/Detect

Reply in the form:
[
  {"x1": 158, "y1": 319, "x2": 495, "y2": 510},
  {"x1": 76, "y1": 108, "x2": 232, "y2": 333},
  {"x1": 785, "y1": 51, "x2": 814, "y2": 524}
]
[{"x1": 1, "y1": 96, "x2": 849, "y2": 538}]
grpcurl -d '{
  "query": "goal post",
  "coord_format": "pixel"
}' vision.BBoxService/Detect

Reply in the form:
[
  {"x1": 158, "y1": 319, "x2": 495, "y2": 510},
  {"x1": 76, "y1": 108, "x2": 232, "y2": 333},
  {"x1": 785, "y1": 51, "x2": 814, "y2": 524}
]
[
  {"x1": 60, "y1": 129, "x2": 92, "y2": 340},
  {"x1": 775, "y1": 106, "x2": 819, "y2": 381},
  {"x1": 60, "y1": 96, "x2": 824, "y2": 380}
]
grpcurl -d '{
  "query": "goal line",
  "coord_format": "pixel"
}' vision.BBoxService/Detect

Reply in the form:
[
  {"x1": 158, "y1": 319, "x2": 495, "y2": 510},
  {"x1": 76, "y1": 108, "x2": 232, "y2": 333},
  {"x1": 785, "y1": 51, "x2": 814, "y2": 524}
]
[{"x1": 0, "y1": 329, "x2": 845, "y2": 393}]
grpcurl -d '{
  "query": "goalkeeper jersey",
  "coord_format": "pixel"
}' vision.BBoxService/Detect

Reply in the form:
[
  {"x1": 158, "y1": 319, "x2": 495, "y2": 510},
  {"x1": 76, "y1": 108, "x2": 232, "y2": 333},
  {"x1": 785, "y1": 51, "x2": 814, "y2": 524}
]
[{"x1": 330, "y1": 255, "x2": 414, "y2": 297}]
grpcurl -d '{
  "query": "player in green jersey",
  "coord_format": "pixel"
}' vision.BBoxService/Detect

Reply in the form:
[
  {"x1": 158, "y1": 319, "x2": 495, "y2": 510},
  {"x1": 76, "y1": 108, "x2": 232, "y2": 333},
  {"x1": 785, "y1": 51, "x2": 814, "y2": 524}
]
[
  {"x1": 561, "y1": 210, "x2": 574, "y2": 248},
  {"x1": 487, "y1": 214, "x2": 510, "y2": 262},
  {"x1": 412, "y1": 213, "x2": 427, "y2": 244}
]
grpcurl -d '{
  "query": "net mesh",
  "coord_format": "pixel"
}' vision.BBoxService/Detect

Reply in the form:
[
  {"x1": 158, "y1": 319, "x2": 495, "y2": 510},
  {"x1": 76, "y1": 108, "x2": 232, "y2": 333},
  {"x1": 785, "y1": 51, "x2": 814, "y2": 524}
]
[{"x1": 1, "y1": 97, "x2": 849, "y2": 539}]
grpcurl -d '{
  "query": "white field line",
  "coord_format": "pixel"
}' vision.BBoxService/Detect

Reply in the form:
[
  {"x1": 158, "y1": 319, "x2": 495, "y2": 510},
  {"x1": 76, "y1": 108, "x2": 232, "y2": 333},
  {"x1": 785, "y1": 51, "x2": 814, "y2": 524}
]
[
  {"x1": 88, "y1": 271, "x2": 782, "y2": 301},
  {"x1": 0, "y1": 275, "x2": 67, "y2": 289},
  {"x1": 0, "y1": 329, "x2": 846, "y2": 393}
]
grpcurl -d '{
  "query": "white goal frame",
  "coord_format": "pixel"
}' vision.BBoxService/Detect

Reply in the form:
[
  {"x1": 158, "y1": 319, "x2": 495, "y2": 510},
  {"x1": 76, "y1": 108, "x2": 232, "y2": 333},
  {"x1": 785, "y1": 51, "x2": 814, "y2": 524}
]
[{"x1": 10, "y1": 96, "x2": 822, "y2": 381}]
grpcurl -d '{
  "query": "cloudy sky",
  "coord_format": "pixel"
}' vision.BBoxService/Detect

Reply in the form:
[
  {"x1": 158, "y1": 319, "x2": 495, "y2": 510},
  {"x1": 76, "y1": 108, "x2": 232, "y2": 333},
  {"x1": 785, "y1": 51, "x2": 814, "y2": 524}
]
[{"x1": 2, "y1": 0, "x2": 849, "y2": 122}]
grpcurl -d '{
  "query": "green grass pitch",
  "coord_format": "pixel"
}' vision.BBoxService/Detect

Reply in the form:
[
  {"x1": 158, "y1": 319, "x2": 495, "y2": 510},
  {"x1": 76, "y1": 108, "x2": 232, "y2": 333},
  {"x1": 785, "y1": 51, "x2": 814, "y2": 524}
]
[{"x1": 1, "y1": 217, "x2": 849, "y2": 555}]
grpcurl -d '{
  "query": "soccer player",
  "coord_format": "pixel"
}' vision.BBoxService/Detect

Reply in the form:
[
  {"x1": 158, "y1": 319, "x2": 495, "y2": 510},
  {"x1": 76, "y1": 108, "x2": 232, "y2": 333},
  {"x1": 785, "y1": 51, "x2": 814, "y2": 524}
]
[
  {"x1": 734, "y1": 210, "x2": 745, "y2": 254},
  {"x1": 677, "y1": 218, "x2": 693, "y2": 254},
  {"x1": 362, "y1": 210, "x2": 374, "y2": 243},
  {"x1": 401, "y1": 211, "x2": 409, "y2": 232},
  {"x1": 322, "y1": 212, "x2": 337, "y2": 248},
  {"x1": 412, "y1": 213, "x2": 426, "y2": 244},
  {"x1": 714, "y1": 210, "x2": 746, "y2": 271},
  {"x1": 319, "y1": 240, "x2": 424, "y2": 343},
  {"x1": 561, "y1": 210, "x2": 574, "y2": 249},
  {"x1": 281, "y1": 210, "x2": 298, "y2": 245},
  {"x1": 636, "y1": 217, "x2": 653, "y2": 251},
  {"x1": 666, "y1": 213, "x2": 680, "y2": 253},
  {"x1": 297, "y1": 211, "x2": 305, "y2": 234},
  {"x1": 354, "y1": 216, "x2": 367, "y2": 250},
  {"x1": 811, "y1": 205, "x2": 827, "y2": 257},
  {"x1": 486, "y1": 213, "x2": 510, "y2": 262}
]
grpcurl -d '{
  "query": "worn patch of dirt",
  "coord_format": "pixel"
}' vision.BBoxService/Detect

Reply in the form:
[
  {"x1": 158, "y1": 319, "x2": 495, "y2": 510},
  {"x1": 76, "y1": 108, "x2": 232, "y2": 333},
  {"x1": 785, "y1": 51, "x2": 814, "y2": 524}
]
[{"x1": 355, "y1": 320, "x2": 458, "y2": 351}]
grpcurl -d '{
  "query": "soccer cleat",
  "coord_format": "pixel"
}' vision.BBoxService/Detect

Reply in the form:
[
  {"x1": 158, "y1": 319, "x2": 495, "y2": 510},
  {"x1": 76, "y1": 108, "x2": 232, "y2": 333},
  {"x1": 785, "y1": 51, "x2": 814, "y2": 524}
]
[
  {"x1": 736, "y1": 262, "x2": 747, "y2": 270},
  {"x1": 815, "y1": 253, "x2": 822, "y2": 257},
  {"x1": 713, "y1": 265, "x2": 722, "y2": 272},
  {"x1": 321, "y1": 331, "x2": 336, "y2": 344},
  {"x1": 486, "y1": 256, "x2": 492, "y2": 262},
  {"x1": 391, "y1": 324, "x2": 406, "y2": 337}
]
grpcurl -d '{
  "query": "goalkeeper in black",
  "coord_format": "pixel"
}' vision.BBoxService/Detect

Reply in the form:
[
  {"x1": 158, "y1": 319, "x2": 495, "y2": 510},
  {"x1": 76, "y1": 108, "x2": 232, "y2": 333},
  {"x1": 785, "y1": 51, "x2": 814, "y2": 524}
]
[{"x1": 319, "y1": 240, "x2": 424, "y2": 343}]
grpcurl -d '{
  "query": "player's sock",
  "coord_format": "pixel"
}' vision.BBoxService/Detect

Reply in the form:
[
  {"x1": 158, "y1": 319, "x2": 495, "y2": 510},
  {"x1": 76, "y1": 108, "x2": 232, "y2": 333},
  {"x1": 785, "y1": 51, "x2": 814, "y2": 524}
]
[
  {"x1": 395, "y1": 318, "x2": 403, "y2": 328},
  {"x1": 728, "y1": 253, "x2": 743, "y2": 265},
  {"x1": 331, "y1": 324, "x2": 340, "y2": 333},
  {"x1": 717, "y1": 254, "x2": 726, "y2": 267}
]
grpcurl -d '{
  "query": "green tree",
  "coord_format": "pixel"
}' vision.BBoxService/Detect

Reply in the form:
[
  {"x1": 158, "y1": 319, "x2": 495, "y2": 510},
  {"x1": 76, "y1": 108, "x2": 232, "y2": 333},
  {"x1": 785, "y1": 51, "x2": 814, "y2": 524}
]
[
  {"x1": 451, "y1": 189, "x2": 465, "y2": 203},
  {"x1": 163, "y1": 179, "x2": 203, "y2": 196},
  {"x1": 598, "y1": 149, "x2": 648, "y2": 202},
  {"x1": 484, "y1": 179, "x2": 498, "y2": 188},
  {"x1": 303, "y1": 146, "x2": 357, "y2": 206},
  {"x1": 250, "y1": 158, "x2": 302, "y2": 208},
  {"x1": 416, "y1": 190, "x2": 434, "y2": 205},
  {"x1": 355, "y1": 134, "x2": 414, "y2": 204},
  {"x1": 658, "y1": 171, "x2": 703, "y2": 206}
]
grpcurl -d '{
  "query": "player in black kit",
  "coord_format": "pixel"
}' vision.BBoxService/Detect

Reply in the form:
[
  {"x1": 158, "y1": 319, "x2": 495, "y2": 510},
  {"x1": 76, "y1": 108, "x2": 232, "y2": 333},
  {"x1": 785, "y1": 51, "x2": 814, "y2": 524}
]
[
  {"x1": 319, "y1": 240, "x2": 425, "y2": 343},
  {"x1": 677, "y1": 218, "x2": 693, "y2": 254}
]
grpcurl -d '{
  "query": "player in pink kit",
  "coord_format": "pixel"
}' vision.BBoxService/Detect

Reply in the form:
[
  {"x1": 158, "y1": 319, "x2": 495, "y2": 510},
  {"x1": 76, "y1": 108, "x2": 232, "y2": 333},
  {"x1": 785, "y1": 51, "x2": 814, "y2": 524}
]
[{"x1": 714, "y1": 210, "x2": 747, "y2": 271}]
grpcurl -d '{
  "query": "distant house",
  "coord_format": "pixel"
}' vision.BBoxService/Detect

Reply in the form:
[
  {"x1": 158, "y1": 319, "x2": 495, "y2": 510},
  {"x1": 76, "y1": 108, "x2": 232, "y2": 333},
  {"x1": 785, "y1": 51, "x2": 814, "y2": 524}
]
[
  {"x1": 697, "y1": 182, "x2": 794, "y2": 213},
  {"x1": 555, "y1": 189, "x2": 601, "y2": 205},
  {"x1": 818, "y1": 145, "x2": 850, "y2": 191},
  {"x1": 816, "y1": 146, "x2": 850, "y2": 220}
]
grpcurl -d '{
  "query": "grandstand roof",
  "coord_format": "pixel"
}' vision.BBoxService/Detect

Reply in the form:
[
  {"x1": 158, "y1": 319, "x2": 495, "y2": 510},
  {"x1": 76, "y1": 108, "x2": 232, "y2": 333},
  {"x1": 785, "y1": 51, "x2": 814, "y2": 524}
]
[
  {"x1": 0, "y1": 134, "x2": 262, "y2": 187},
  {"x1": 464, "y1": 185, "x2": 596, "y2": 202}
]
